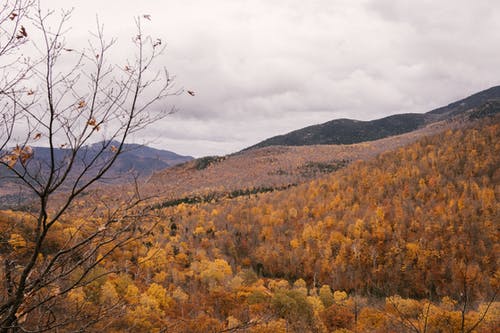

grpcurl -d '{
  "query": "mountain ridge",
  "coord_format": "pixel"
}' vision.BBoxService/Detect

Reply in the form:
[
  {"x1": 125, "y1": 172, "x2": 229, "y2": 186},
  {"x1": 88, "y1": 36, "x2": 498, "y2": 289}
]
[
  {"x1": 245, "y1": 85, "x2": 500, "y2": 150},
  {"x1": 0, "y1": 142, "x2": 193, "y2": 208},
  {"x1": 15, "y1": 141, "x2": 193, "y2": 178}
]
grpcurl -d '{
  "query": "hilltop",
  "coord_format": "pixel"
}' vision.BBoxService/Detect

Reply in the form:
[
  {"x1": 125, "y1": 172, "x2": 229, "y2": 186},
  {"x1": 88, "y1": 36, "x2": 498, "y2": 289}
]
[{"x1": 246, "y1": 85, "x2": 500, "y2": 149}]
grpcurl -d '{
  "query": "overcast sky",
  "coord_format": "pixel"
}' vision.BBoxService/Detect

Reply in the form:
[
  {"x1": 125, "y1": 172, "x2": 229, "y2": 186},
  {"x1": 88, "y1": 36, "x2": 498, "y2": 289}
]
[{"x1": 31, "y1": 0, "x2": 500, "y2": 156}]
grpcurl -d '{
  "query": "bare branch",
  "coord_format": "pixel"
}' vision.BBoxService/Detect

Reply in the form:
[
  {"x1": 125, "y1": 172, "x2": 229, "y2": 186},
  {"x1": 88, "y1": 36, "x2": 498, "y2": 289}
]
[{"x1": 0, "y1": 2, "x2": 176, "y2": 331}]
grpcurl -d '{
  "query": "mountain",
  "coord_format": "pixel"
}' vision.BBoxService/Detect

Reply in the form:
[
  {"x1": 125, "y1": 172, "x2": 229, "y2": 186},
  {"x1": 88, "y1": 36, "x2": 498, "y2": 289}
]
[
  {"x1": 102, "y1": 87, "x2": 500, "y2": 209},
  {"x1": 427, "y1": 85, "x2": 500, "y2": 117},
  {"x1": 0, "y1": 142, "x2": 193, "y2": 208},
  {"x1": 3, "y1": 107, "x2": 498, "y2": 333},
  {"x1": 246, "y1": 85, "x2": 500, "y2": 149},
  {"x1": 3, "y1": 141, "x2": 193, "y2": 179},
  {"x1": 146, "y1": 117, "x2": 455, "y2": 203},
  {"x1": 87, "y1": 141, "x2": 194, "y2": 177}
]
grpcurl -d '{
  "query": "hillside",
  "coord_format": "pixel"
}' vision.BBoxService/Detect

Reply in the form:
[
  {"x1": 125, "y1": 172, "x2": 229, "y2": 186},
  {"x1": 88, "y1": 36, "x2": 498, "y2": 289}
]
[
  {"x1": 3, "y1": 114, "x2": 497, "y2": 332},
  {"x1": 427, "y1": 85, "x2": 500, "y2": 117},
  {"x1": 247, "y1": 85, "x2": 500, "y2": 149},
  {"x1": 147, "y1": 116, "x2": 461, "y2": 203},
  {"x1": 2, "y1": 93, "x2": 499, "y2": 332},
  {"x1": 140, "y1": 115, "x2": 499, "y2": 331}
]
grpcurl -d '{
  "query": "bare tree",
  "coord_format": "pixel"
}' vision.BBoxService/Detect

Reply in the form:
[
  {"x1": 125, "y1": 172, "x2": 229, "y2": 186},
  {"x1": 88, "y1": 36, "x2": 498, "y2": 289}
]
[
  {"x1": 0, "y1": 1, "x2": 179, "y2": 331},
  {"x1": 455, "y1": 257, "x2": 498, "y2": 333}
]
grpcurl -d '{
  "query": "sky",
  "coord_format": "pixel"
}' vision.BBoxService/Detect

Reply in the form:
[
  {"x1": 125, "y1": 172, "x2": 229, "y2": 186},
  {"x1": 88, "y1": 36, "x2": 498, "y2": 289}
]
[{"x1": 19, "y1": 0, "x2": 500, "y2": 156}]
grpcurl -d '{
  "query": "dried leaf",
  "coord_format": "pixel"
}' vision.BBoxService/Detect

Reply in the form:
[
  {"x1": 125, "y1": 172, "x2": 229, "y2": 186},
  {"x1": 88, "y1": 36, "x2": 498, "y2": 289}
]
[
  {"x1": 16, "y1": 312, "x2": 27, "y2": 324},
  {"x1": 143, "y1": 14, "x2": 151, "y2": 20},
  {"x1": 8, "y1": 157, "x2": 16, "y2": 168},
  {"x1": 33, "y1": 133, "x2": 42, "y2": 140},
  {"x1": 3, "y1": 145, "x2": 33, "y2": 166},
  {"x1": 16, "y1": 26, "x2": 27, "y2": 39},
  {"x1": 9, "y1": 12, "x2": 18, "y2": 20},
  {"x1": 153, "y1": 38, "x2": 162, "y2": 48},
  {"x1": 87, "y1": 118, "x2": 97, "y2": 126},
  {"x1": 19, "y1": 146, "x2": 33, "y2": 164},
  {"x1": 12, "y1": 145, "x2": 22, "y2": 156},
  {"x1": 110, "y1": 145, "x2": 118, "y2": 153},
  {"x1": 1, "y1": 155, "x2": 17, "y2": 168},
  {"x1": 27, "y1": 89, "x2": 34, "y2": 96},
  {"x1": 77, "y1": 100, "x2": 86, "y2": 109},
  {"x1": 187, "y1": 90, "x2": 195, "y2": 96}
]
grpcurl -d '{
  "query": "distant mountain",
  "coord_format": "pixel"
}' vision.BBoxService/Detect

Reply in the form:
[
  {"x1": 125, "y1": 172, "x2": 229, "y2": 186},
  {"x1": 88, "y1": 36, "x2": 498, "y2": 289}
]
[
  {"x1": 246, "y1": 85, "x2": 500, "y2": 149},
  {"x1": 88, "y1": 141, "x2": 194, "y2": 178},
  {"x1": 0, "y1": 141, "x2": 193, "y2": 185}
]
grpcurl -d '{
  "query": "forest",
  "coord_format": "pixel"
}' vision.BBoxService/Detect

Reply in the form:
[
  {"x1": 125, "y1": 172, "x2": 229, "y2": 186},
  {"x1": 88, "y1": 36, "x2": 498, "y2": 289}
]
[
  {"x1": 1, "y1": 117, "x2": 498, "y2": 332},
  {"x1": 0, "y1": 2, "x2": 498, "y2": 331}
]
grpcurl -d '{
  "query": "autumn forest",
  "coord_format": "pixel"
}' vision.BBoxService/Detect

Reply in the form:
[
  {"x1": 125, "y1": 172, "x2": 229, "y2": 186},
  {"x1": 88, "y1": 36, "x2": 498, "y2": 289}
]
[
  {"x1": 1, "y1": 1, "x2": 499, "y2": 332},
  {"x1": 1, "y1": 115, "x2": 498, "y2": 332}
]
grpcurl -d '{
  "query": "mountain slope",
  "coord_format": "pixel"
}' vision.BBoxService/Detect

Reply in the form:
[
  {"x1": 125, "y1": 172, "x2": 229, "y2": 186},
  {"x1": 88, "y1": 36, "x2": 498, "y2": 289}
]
[
  {"x1": 146, "y1": 88, "x2": 499, "y2": 206},
  {"x1": 247, "y1": 85, "x2": 500, "y2": 149},
  {"x1": 159, "y1": 115, "x2": 499, "y2": 294},
  {"x1": 427, "y1": 85, "x2": 500, "y2": 117},
  {"x1": 248, "y1": 113, "x2": 427, "y2": 148},
  {"x1": 146, "y1": 117, "x2": 457, "y2": 202},
  {"x1": 110, "y1": 114, "x2": 499, "y2": 332}
]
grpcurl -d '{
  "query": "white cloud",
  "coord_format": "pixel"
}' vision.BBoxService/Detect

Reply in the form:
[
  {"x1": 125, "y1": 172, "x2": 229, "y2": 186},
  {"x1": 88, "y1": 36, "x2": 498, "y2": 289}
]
[{"x1": 13, "y1": 0, "x2": 500, "y2": 156}]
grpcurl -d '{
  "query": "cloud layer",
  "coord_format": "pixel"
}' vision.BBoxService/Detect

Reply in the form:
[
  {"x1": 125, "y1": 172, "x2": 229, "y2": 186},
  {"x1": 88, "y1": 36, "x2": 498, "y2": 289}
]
[{"x1": 29, "y1": 0, "x2": 500, "y2": 156}]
